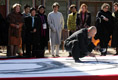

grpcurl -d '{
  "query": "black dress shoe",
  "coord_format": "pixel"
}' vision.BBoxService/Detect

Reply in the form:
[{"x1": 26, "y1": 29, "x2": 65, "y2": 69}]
[
  {"x1": 100, "y1": 52, "x2": 106, "y2": 56},
  {"x1": 75, "y1": 59, "x2": 82, "y2": 63},
  {"x1": 100, "y1": 54, "x2": 106, "y2": 56},
  {"x1": 56, "y1": 55, "x2": 60, "y2": 57},
  {"x1": 52, "y1": 55, "x2": 55, "y2": 57},
  {"x1": 68, "y1": 55, "x2": 72, "y2": 57},
  {"x1": 68, "y1": 53, "x2": 72, "y2": 57}
]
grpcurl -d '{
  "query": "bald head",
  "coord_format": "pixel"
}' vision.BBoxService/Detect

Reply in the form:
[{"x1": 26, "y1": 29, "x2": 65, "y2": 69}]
[{"x1": 88, "y1": 26, "x2": 97, "y2": 38}]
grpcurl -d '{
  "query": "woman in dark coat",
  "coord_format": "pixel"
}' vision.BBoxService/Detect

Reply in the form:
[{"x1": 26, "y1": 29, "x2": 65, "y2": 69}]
[
  {"x1": 7, "y1": 3, "x2": 24, "y2": 56},
  {"x1": 36, "y1": 5, "x2": 49, "y2": 58},
  {"x1": 0, "y1": 13, "x2": 8, "y2": 46},
  {"x1": 95, "y1": 3, "x2": 113, "y2": 56},
  {"x1": 76, "y1": 3, "x2": 91, "y2": 30},
  {"x1": 111, "y1": 2, "x2": 118, "y2": 55}
]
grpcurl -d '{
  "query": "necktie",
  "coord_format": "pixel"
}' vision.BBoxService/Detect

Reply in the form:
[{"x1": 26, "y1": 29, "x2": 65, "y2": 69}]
[{"x1": 32, "y1": 17, "x2": 34, "y2": 27}]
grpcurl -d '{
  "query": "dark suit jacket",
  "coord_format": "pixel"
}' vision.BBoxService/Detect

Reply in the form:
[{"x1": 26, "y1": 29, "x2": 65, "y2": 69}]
[
  {"x1": 25, "y1": 16, "x2": 41, "y2": 44},
  {"x1": 76, "y1": 12, "x2": 91, "y2": 29},
  {"x1": 65, "y1": 28, "x2": 95, "y2": 55},
  {"x1": 36, "y1": 13, "x2": 49, "y2": 47},
  {"x1": 0, "y1": 13, "x2": 8, "y2": 45}
]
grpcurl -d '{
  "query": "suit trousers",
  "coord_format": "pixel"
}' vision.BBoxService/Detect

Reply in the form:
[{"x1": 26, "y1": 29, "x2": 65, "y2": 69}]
[{"x1": 64, "y1": 40, "x2": 94, "y2": 60}]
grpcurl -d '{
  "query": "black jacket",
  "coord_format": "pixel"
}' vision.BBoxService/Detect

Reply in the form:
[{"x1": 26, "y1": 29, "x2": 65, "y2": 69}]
[
  {"x1": 111, "y1": 11, "x2": 118, "y2": 47},
  {"x1": 36, "y1": 13, "x2": 49, "y2": 47},
  {"x1": 65, "y1": 28, "x2": 95, "y2": 54},
  {"x1": 76, "y1": 12, "x2": 91, "y2": 29},
  {"x1": 25, "y1": 16, "x2": 41, "y2": 44},
  {"x1": 0, "y1": 13, "x2": 8, "y2": 46},
  {"x1": 95, "y1": 10, "x2": 113, "y2": 40}
]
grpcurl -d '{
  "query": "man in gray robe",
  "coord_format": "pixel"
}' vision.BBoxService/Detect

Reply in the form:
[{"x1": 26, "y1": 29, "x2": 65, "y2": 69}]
[{"x1": 48, "y1": 2, "x2": 64, "y2": 57}]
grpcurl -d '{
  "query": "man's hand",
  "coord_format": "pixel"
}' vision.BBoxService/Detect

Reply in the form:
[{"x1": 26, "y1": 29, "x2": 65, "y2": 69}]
[
  {"x1": 88, "y1": 53, "x2": 95, "y2": 57},
  {"x1": 33, "y1": 29, "x2": 36, "y2": 33},
  {"x1": 94, "y1": 46, "x2": 100, "y2": 51},
  {"x1": 103, "y1": 17, "x2": 109, "y2": 21},
  {"x1": 16, "y1": 25, "x2": 19, "y2": 29}
]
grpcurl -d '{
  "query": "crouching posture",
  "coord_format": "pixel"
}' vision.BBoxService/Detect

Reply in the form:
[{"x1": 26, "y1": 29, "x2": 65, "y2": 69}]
[{"x1": 64, "y1": 26, "x2": 97, "y2": 62}]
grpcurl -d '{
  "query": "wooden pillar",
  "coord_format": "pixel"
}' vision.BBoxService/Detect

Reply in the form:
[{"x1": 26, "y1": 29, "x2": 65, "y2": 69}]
[
  {"x1": 41, "y1": 0, "x2": 45, "y2": 6},
  {"x1": 76, "y1": 0, "x2": 79, "y2": 11},
  {"x1": 32, "y1": 0, "x2": 35, "y2": 7},
  {"x1": 69, "y1": 0, "x2": 72, "y2": 5},
  {"x1": 68, "y1": 0, "x2": 70, "y2": 14},
  {"x1": 6, "y1": 0, "x2": 9, "y2": 15}
]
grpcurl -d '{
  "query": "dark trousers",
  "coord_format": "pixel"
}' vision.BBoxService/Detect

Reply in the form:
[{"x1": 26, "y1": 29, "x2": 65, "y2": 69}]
[
  {"x1": 64, "y1": 40, "x2": 94, "y2": 60},
  {"x1": 116, "y1": 47, "x2": 118, "y2": 54},
  {"x1": 99, "y1": 35, "x2": 110, "y2": 55},
  {"x1": 26, "y1": 42, "x2": 45, "y2": 58},
  {"x1": 68, "y1": 31, "x2": 74, "y2": 56},
  {"x1": 22, "y1": 37, "x2": 25, "y2": 55},
  {"x1": 32, "y1": 44, "x2": 45, "y2": 58},
  {"x1": 99, "y1": 34, "x2": 110, "y2": 47},
  {"x1": 26, "y1": 43, "x2": 32, "y2": 57},
  {"x1": 7, "y1": 45, "x2": 18, "y2": 56},
  {"x1": 26, "y1": 43, "x2": 41, "y2": 57}
]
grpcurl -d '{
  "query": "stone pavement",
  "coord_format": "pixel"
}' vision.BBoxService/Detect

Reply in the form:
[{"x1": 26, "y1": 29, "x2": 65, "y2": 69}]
[{"x1": 0, "y1": 47, "x2": 116, "y2": 57}]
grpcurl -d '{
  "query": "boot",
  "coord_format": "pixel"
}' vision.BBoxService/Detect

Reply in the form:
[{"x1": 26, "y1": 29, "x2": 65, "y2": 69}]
[
  {"x1": 100, "y1": 48, "x2": 107, "y2": 56},
  {"x1": 101, "y1": 52, "x2": 107, "y2": 56},
  {"x1": 75, "y1": 59, "x2": 82, "y2": 63},
  {"x1": 68, "y1": 52, "x2": 72, "y2": 57}
]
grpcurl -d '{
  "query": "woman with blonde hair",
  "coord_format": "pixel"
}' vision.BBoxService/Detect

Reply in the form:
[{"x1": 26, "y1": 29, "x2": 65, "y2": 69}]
[
  {"x1": 76, "y1": 3, "x2": 91, "y2": 30},
  {"x1": 7, "y1": 3, "x2": 24, "y2": 56},
  {"x1": 95, "y1": 3, "x2": 113, "y2": 56}
]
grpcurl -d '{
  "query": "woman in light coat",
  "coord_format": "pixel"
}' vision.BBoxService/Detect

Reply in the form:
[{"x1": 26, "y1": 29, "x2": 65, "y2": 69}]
[{"x1": 48, "y1": 2, "x2": 64, "y2": 57}]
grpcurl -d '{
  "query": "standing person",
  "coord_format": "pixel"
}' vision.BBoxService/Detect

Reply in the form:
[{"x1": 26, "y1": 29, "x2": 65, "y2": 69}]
[
  {"x1": 25, "y1": 8, "x2": 39, "y2": 57},
  {"x1": 95, "y1": 3, "x2": 113, "y2": 56},
  {"x1": 0, "y1": 13, "x2": 8, "y2": 46},
  {"x1": 67, "y1": 4, "x2": 77, "y2": 57},
  {"x1": 0, "y1": 13, "x2": 8, "y2": 54},
  {"x1": 22, "y1": 4, "x2": 30, "y2": 55},
  {"x1": 64, "y1": 26, "x2": 96, "y2": 63},
  {"x1": 48, "y1": 2, "x2": 64, "y2": 57},
  {"x1": 7, "y1": 3, "x2": 24, "y2": 56},
  {"x1": 36, "y1": 5, "x2": 49, "y2": 58},
  {"x1": 111, "y1": 2, "x2": 118, "y2": 55},
  {"x1": 22, "y1": 4, "x2": 30, "y2": 17},
  {"x1": 76, "y1": 3, "x2": 91, "y2": 30}
]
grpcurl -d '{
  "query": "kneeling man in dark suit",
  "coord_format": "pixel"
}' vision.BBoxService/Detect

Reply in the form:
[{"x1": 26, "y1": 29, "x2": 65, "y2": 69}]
[{"x1": 64, "y1": 26, "x2": 97, "y2": 62}]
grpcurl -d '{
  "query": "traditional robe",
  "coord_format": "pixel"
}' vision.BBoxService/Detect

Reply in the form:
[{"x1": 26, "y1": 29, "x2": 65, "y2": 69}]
[{"x1": 48, "y1": 11, "x2": 64, "y2": 45}]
